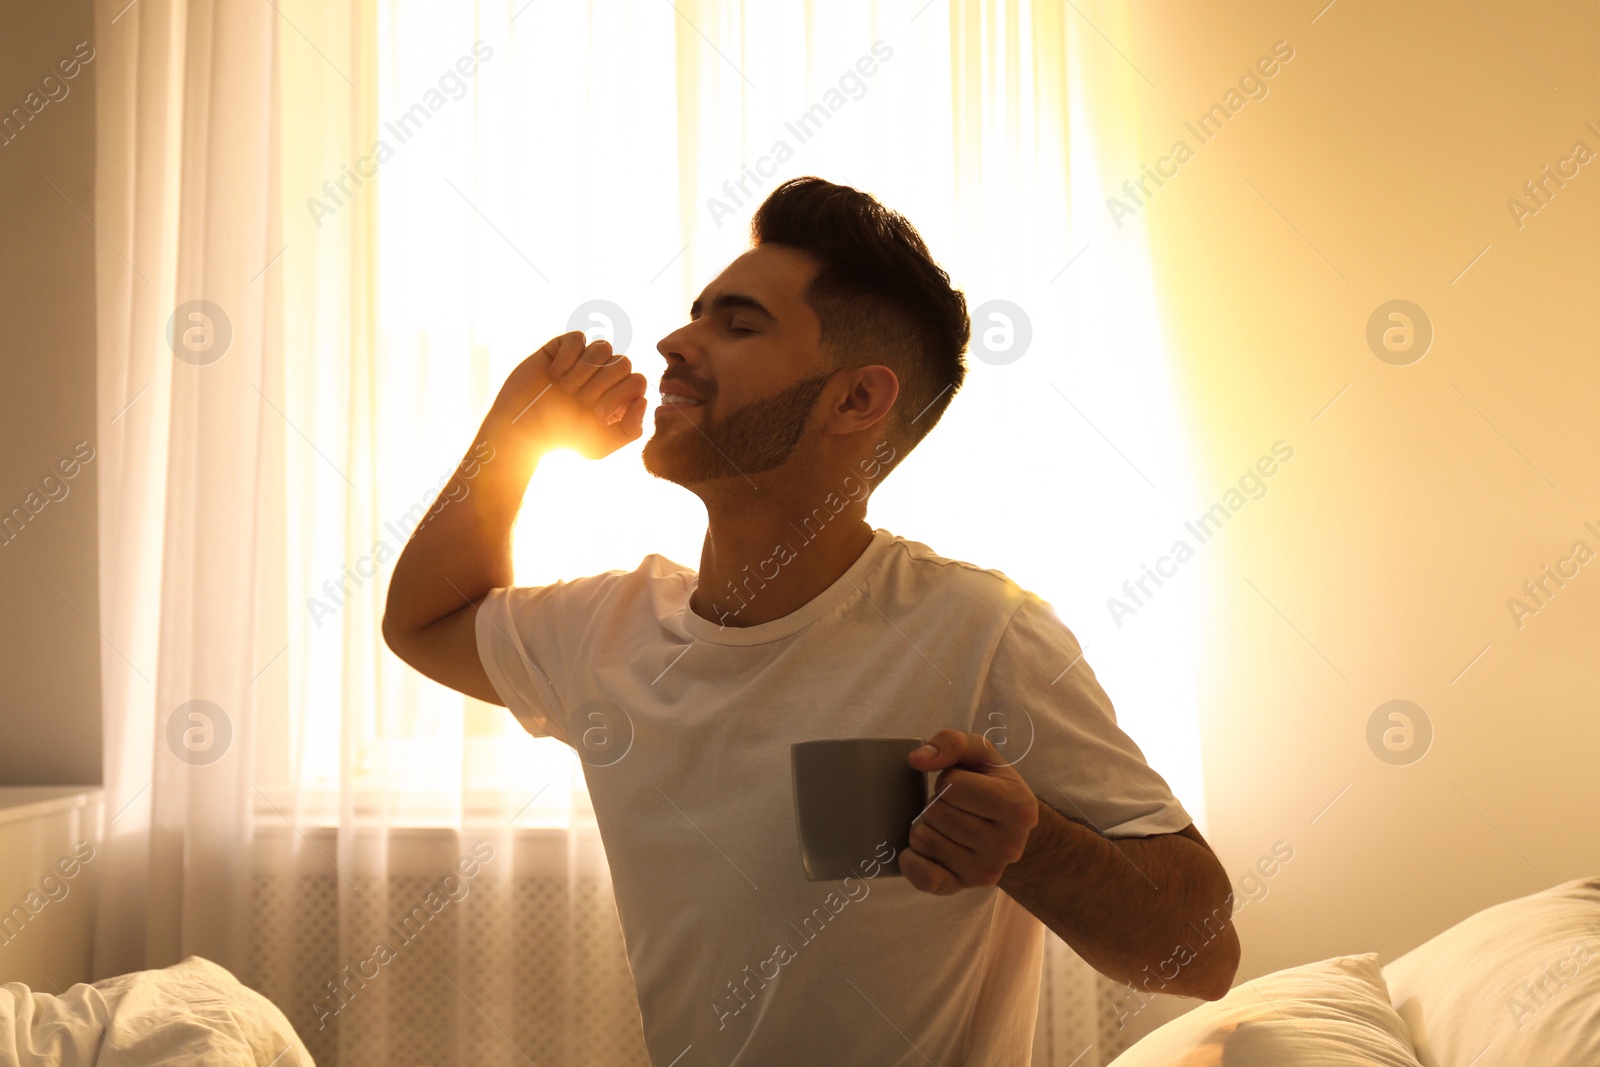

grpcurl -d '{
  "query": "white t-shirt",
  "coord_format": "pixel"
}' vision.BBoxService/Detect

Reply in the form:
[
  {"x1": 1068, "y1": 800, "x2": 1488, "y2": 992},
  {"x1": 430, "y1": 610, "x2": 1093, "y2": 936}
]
[{"x1": 476, "y1": 526, "x2": 1192, "y2": 1066}]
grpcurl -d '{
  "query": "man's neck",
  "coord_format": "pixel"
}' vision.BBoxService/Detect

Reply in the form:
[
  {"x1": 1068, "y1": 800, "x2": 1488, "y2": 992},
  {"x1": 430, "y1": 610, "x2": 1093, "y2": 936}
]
[{"x1": 691, "y1": 507, "x2": 875, "y2": 628}]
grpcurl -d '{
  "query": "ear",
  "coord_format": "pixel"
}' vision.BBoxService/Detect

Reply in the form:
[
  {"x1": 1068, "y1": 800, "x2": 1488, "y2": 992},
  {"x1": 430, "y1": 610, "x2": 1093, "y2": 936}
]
[{"x1": 828, "y1": 364, "x2": 899, "y2": 436}]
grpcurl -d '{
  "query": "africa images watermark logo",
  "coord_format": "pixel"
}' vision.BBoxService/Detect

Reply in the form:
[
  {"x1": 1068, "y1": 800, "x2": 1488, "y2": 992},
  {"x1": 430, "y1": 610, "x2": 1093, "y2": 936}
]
[
  {"x1": 1106, "y1": 441, "x2": 1295, "y2": 628},
  {"x1": 703, "y1": 40, "x2": 894, "y2": 227},
  {"x1": 1504, "y1": 519, "x2": 1600, "y2": 631},
  {"x1": 0, "y1": 841, "x2": 96, "y2": 949},
  {"x1": 710, "y1": 840, "x2": 898, "y2": 1033},
  {"x1": 310, "y1": 841, "x2": 496, "y2": 1030},
  {"x1": 305, "y1": 440, "x2": 495, "y2": 628},
  {"x1": 1504, "y1": 119, "x2": 1600, "y2": 231},
  {"x1": 0, "y1": 440, "x2": 95, "y2": 549},
  {"x1": 306, "y1": 40, "x2": 494, "y2": 228},
  {"x1": 0, "y1": 40, "x2": 95, "y2": 149},
  {"x1": 704, "y1": 439, "x2": 897, "y2": 629},
  {"x1": 1106, "y1": 40, "x2": 1295, "y2": 228}
]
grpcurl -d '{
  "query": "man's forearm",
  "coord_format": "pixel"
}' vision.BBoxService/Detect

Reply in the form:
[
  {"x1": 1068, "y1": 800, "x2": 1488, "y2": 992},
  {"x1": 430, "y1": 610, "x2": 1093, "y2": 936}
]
[
  {"x1": 997, "y1": 797, "x2": 1240, "y2": 1000},
  {"x1": 383, "y1": 331, "x2": 647, "y2": 640},
  {"x1": 382, "y1": 400, "x2": 544, "y2": 637}
]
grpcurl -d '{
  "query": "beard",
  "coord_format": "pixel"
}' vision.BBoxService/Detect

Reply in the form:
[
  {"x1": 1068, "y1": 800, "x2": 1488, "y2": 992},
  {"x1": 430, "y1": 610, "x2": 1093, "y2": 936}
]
[{"x1": 641, "y1": 370, "x2": 837, "y2": 486}]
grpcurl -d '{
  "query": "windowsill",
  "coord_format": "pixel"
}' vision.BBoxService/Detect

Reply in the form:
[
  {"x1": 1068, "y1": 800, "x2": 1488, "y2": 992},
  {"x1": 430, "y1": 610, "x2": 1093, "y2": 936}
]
[{"x1": 249, "y1": 785, "x2": 595, "y2": 831}]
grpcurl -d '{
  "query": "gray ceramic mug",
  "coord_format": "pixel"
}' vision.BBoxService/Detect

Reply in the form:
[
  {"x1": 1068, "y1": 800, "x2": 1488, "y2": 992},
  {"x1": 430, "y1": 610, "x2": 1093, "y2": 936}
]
[{"x1": 791, "y1": 737, "x2": 929, "y2": 882}]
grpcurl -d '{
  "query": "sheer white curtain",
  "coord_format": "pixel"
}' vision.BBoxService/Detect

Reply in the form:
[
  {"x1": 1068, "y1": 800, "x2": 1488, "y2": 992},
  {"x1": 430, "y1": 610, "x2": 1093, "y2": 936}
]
[
  {"x1": 93, "y1": 0, "x2": 1203, "y2": 1063},
  {"x1": 91, "y1": 0, "x2": 277, "y2": 983}
]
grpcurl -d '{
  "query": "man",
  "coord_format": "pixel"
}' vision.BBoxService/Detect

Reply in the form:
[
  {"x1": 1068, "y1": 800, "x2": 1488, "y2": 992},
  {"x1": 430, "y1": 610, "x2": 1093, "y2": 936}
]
[{"x1": 383, "y1": 176, "x2": 1240, "y2": 1065}]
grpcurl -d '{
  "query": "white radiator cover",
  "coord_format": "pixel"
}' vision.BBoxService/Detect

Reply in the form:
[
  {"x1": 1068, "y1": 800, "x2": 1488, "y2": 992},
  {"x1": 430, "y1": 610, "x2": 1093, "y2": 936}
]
[
  {"x1": 0, "y1": 797, "x2": 1188, "y2": 1063},
  {"x1": 243, "y1": 825, "x2": 1178, "y2": 1067},
  {"x1": 247, "y1": 826, "x2": 648, "y2": 1067},
  {"x1": 0, "y1": 787, "x2": 103, "y2": 990}
]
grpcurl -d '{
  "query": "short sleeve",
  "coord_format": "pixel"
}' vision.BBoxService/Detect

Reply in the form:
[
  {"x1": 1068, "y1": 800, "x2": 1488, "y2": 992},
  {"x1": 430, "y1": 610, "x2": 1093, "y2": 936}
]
[
  {"x1": 976, "y1": 593, "x2": 1193, "y2": 838},
  {"x1": 475, "y1": 572, "x2": 622, "y2": 747}
]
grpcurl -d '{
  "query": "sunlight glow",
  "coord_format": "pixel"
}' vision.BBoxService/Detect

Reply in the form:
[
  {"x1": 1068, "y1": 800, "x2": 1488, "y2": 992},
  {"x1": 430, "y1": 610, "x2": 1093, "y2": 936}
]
[{"x1": 338, "y1": 0, "x2": 1208, "y2": 832}]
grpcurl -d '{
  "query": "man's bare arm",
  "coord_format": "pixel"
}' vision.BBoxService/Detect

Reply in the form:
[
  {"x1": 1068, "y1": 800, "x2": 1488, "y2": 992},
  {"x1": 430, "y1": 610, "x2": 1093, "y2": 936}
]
[
  {"x1": 381, "y1": 331, "x2": 648, "y2": 701},
  {"x1": 998, "y1": 801, "x2": 1241, "y2": 1000},
  {"x1": 900, "y1": 731, "x2": 1239, "y2": 1000}
]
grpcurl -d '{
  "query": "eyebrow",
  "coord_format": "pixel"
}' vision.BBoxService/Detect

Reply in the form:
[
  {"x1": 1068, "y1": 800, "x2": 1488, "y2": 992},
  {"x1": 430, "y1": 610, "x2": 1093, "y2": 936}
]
[{"x1": 689, "y1": 291, "x2": 778, "y2": 323}]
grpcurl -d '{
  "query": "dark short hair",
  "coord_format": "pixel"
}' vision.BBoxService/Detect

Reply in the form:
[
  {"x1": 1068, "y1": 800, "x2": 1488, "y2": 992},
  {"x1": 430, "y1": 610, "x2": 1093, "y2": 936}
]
[{"x1": 749, "y1": 177, "x2": 969, "y2": 477}]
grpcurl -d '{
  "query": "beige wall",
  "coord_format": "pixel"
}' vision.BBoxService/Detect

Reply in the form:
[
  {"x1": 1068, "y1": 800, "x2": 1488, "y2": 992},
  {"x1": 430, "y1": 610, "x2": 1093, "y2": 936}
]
[
  {"x1": 0, "y1": 0, "x2": 101, "y2": 785},
  {"x1": 1123, "y1": 0, "x2": 1599, "y2": 986}
]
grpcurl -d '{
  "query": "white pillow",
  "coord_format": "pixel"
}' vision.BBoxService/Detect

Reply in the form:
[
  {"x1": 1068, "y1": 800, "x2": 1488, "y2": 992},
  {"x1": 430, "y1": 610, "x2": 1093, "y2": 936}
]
[
  {"x1": 1113, "y1": 953, "x2": 1424, "y2": 1067},
  {"x1": 1382, "y1": 876, "x2": 1600, "y2": 1067}
]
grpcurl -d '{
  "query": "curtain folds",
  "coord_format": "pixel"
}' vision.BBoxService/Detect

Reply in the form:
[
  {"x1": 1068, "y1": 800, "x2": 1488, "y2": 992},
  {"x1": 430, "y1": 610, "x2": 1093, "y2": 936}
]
[
  {"x1": 92, "y1": 0, "x2": 277, "y2": 980},
  {"x1": 94, "y1": 0, "x2": 1197, "y2": 1063}
]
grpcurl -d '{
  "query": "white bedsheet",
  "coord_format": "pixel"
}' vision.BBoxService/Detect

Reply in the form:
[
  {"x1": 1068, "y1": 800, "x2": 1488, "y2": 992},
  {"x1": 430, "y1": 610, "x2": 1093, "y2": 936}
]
[{"x1": 0, "y1": 956, "x2": 311, "y2": 1067}]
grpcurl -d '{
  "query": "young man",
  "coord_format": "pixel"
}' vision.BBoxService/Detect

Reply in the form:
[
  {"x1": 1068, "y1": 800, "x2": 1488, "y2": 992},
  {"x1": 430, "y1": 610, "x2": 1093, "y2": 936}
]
[{"x1": 383, "y1": 177, "x2": 1240, "y2": 1065}]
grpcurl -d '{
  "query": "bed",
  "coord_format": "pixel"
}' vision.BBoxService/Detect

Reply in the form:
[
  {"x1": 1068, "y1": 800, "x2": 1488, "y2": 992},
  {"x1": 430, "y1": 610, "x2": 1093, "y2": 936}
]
[
  {"x1": 1112, "y1": 875, "x2": 1600, "y2": 1067},
  {"x1": 0, "y1": 956, "x2": 311, "y2": 1067},
  {"x1": 2, "y1": 877, "x2": 1593, "y2": 1065}
]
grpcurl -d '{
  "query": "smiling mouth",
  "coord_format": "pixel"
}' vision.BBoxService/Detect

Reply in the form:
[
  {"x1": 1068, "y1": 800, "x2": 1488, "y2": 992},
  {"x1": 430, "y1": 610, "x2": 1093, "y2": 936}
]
[{"x1": 657, "y1": 397, "x2": 706, "y2": 414}]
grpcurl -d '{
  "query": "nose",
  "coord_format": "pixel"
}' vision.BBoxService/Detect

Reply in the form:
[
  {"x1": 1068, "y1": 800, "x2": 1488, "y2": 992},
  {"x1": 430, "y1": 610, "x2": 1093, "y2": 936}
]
[
  {"x1": 657, "y1": 319, "x2": 698, "y2": 366},
  {"x1": 656, "y1": 324, "x2": 682, "y2": 363}
]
